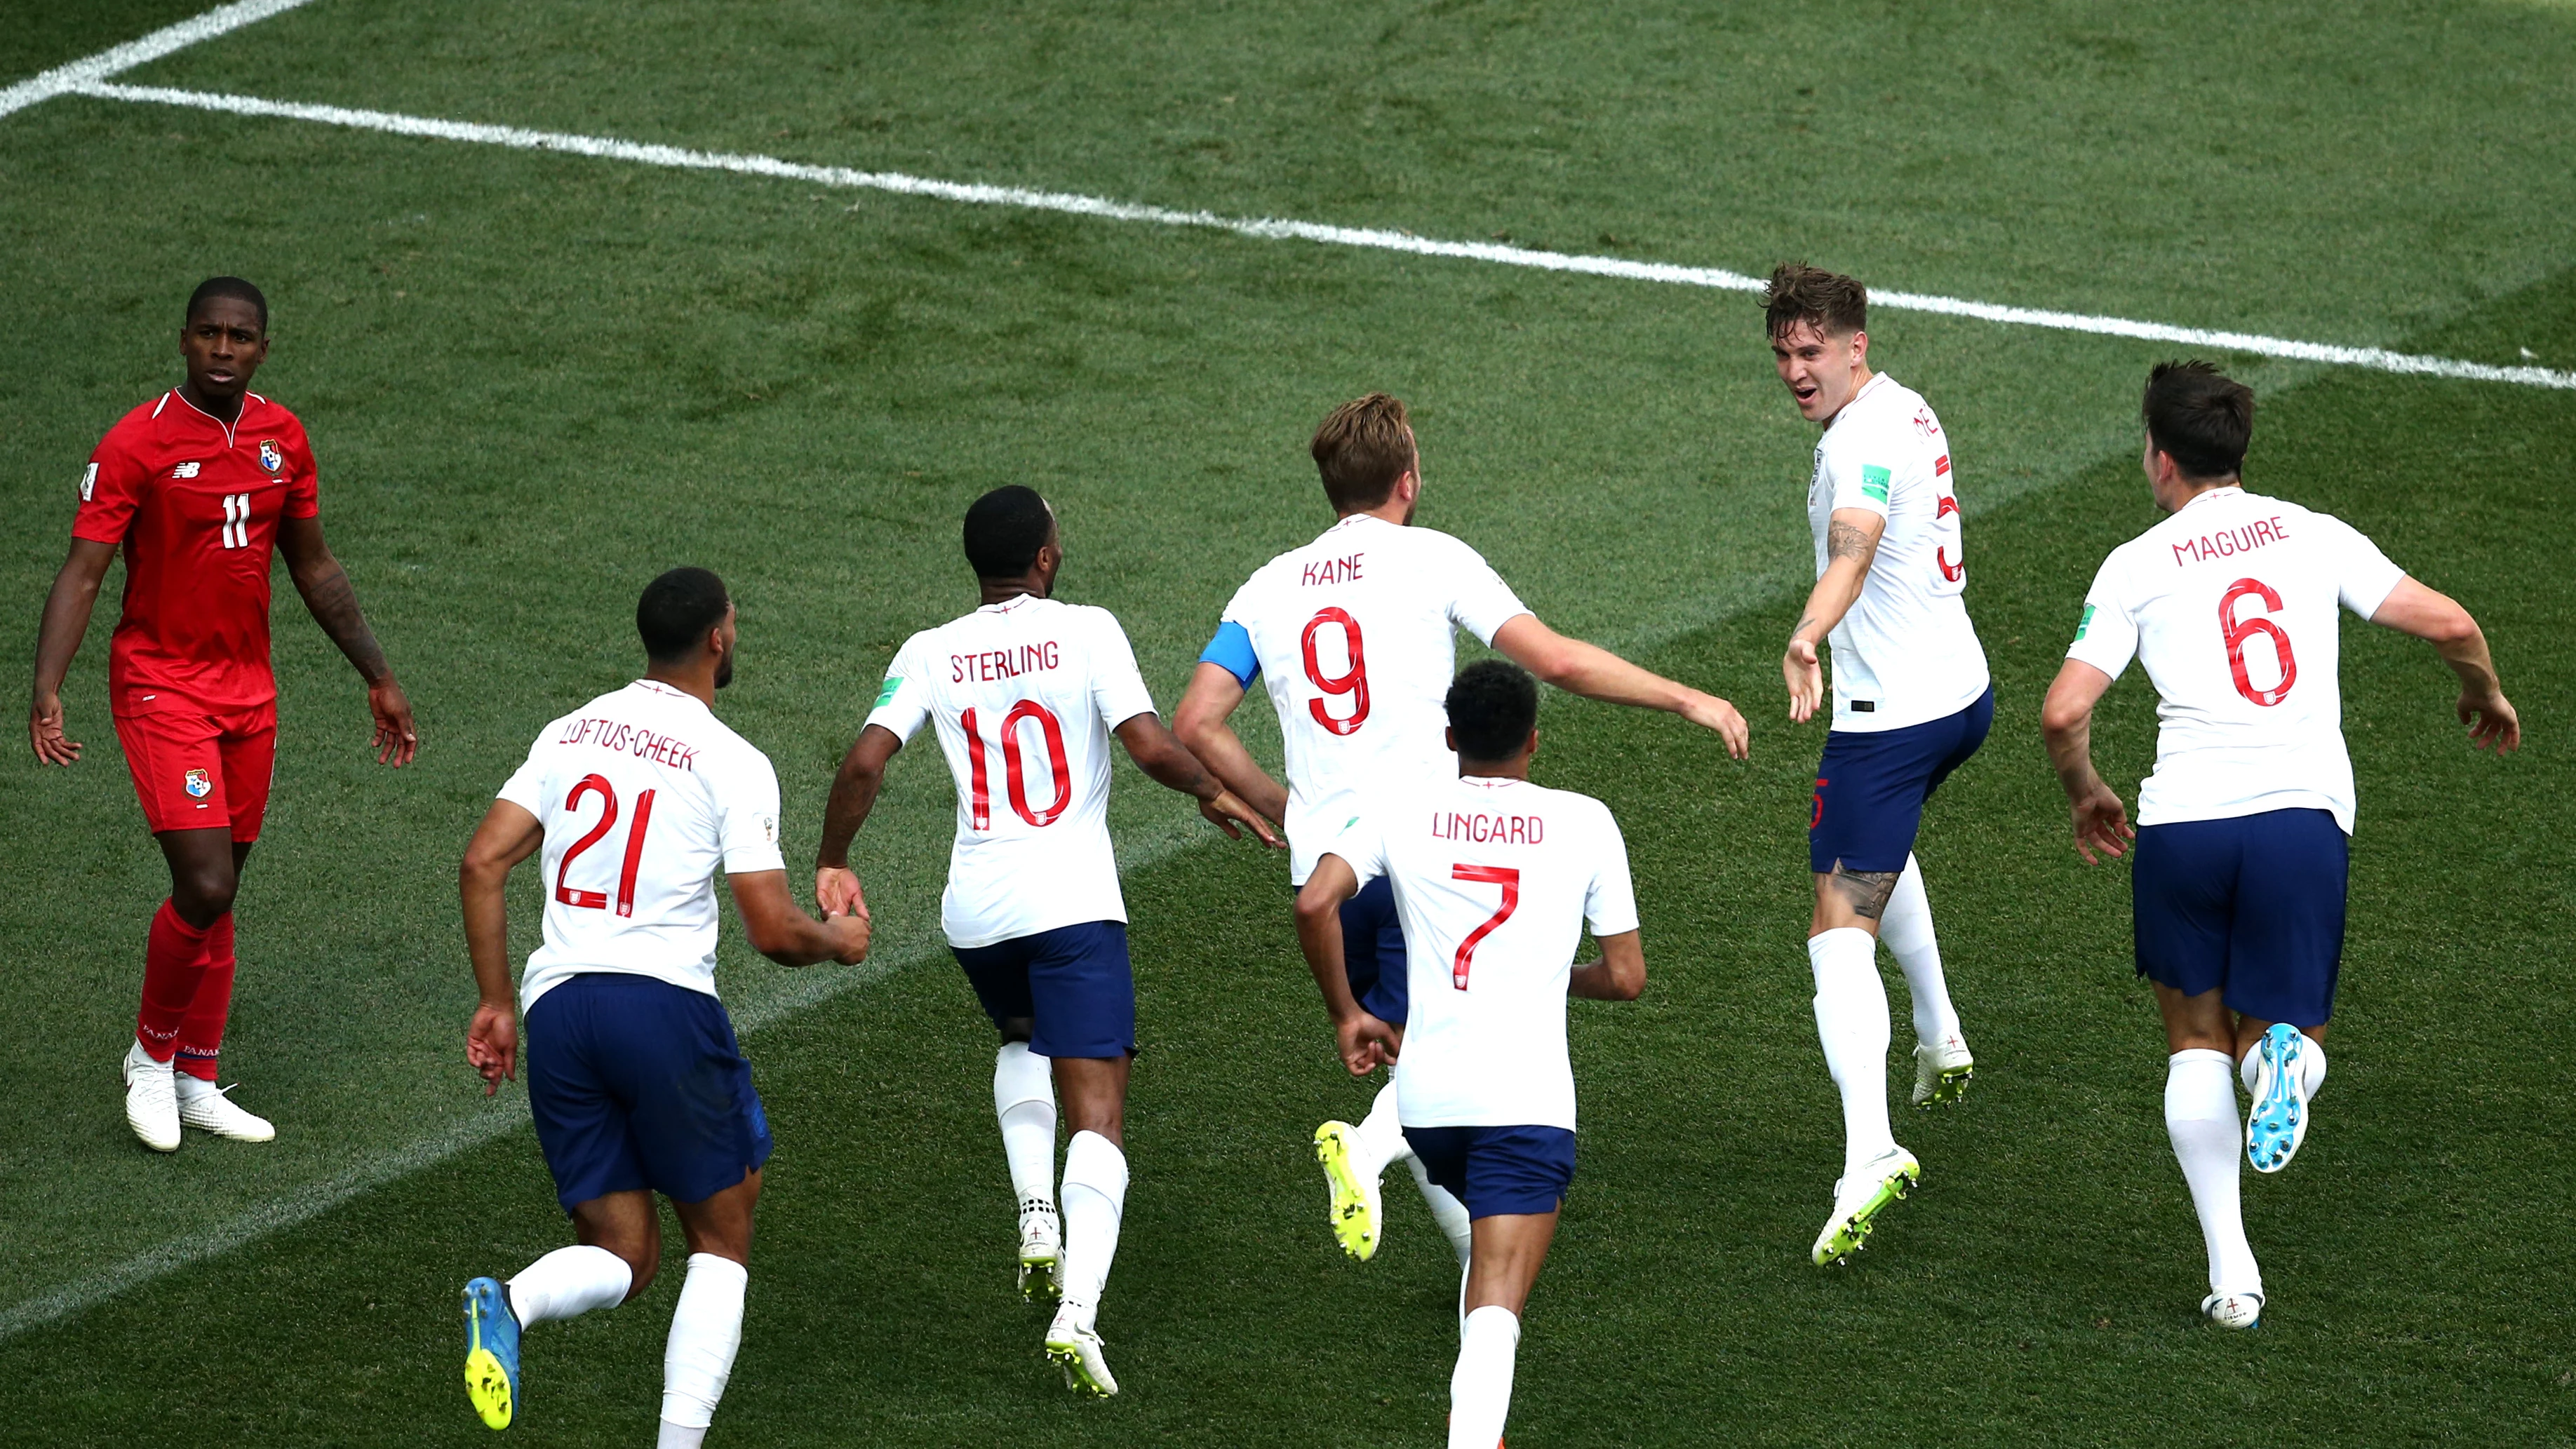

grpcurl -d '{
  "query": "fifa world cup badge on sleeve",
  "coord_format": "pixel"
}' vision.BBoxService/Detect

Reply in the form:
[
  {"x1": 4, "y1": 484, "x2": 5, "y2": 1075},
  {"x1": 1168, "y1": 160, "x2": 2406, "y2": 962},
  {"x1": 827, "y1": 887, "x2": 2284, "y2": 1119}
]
[
  {"x1": 1862, "y1": 465, "x2": 1892, "y2": 504},
  {"x1": 873, "y1": 678, "x2": 901, "y2": 709},
  {"x1": 258, "y1": 440, "x2": 284, "y2": 473},
  {"x1": 184, "y1": 768, "x2": 213, "y2": 800}
]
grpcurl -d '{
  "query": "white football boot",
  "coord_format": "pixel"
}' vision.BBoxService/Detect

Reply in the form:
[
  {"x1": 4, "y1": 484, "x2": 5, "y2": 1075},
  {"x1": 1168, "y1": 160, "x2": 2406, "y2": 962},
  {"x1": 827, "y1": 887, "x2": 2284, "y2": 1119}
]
[
  {"x1": 2244, "y1": 1023, "x2": 2311, "y2": 1173},
  {"x1": 2201, "y1": 1290, "x2": 2264, "y2": 1330},
  {"x1": 1912, "y1": 1036, "x2": 1975, "y2": 1109},
  {"x1": 1811, "y1": 1146, "x2": 1921, "y2": 1266},
  {"x1": 122, "y1": 1042, "x2": 180, "y2": 1152},
  {"x1": 1017, "y1": 1200, "x2": 1063, "y2": 1304},
  {"x1": 1042, "y1": 1306, "x2": 1118, "y2": 1397},
  {"x1": 175, "y1": 1074, "x2": 275, "y2": 1141}
]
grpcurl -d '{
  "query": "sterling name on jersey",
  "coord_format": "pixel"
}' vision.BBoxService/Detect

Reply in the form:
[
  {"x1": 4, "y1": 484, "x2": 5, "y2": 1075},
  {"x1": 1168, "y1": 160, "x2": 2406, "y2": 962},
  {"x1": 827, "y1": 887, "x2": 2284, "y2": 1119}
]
[
  {"x1": 1330, "y1": 775, "x2": 1638, "y2": 1133},
  {"x1": 499, "y1": 680, "x2": 787, "y2": 1009},
  {"x1": 2065, "y1": 487, "x2": 2406, "y2": 833},
  {"x1": 1809, "y1": 374, "x2": 1990, "y2": 731},
  {"x1": 1218, "y1": 515, "x2": 1531, "y2": 882},
  {"x1": 867, "y1": 595, "x2": 1159, "y2": 949}
]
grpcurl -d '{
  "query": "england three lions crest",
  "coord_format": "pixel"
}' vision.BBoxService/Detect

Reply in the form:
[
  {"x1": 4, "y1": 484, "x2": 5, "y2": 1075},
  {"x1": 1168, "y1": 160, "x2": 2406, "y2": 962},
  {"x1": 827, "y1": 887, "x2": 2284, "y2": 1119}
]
[{"x1": 257, "y1": 439, "x2": 283, "y2": 473}]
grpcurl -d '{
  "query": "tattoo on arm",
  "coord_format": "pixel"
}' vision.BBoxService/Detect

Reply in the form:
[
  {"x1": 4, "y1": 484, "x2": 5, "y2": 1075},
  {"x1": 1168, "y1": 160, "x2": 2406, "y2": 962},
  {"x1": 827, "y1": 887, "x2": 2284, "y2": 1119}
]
[
  {"x1": 298, "y1": 562, "x2": 391, "y2": 682},
  {"x1": 1828, "y1": 866, "x2": 1902, "y2": 920},
  {"x1": 1826, "y1": 520, "x2": 1873, "y2": 562}
]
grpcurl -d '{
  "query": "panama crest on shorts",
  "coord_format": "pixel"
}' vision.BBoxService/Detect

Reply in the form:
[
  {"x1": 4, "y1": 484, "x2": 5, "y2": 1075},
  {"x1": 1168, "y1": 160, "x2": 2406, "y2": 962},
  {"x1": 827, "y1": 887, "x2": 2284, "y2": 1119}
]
[{"x1": 183, "y1": 767, "x2": 212, "y2": 800}]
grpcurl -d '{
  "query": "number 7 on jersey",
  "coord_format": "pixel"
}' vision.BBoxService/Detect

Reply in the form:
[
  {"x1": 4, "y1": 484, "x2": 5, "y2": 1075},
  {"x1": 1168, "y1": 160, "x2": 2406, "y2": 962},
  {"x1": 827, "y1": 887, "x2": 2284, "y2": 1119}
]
[{"x1": 1449, "y1": 864, "x2": 1520, "y2": 990}]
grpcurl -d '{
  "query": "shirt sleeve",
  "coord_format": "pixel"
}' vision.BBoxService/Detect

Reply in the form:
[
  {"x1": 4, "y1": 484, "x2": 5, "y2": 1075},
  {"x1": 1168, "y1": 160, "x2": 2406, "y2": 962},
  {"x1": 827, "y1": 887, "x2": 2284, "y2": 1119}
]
[
  {"x1": 861, "y1": 638, "x2": 935, "y2": 743},
  {"x1": 1582, "y1": 803, "x2": 1641, "y2": 937},
  {"x1": 1198, "y1": 620, "x2": 1260, "y2": 687},
  {"x1": 2063, "y1": 552, "x2": 2140, "y2": 681},
  {"x1": 495, "y1": 733, "x2": 551, "y2": 814},
  {"x1": 2317, "y1": 513, "x2": 2407, "y2": 620},
  {"x1": 70, "y1": 431, "x2": 147, "y2": 545},
  {"x1": 1823, "y1": 434, "x2": 1897, "y2": 523},
  {"x1": 1088, "y1": 611, "x2": 1160, "y2": 729},
  {"x1": 713, "y1": 745, "x2": 788, "y2": 875},
  {"x1": 282, "y1": 419, "x2": 319, "y2": 520},
  {"x1": 1444, "y1": 538, "x2": 1533, "y2": 645},
  {"x1": 1323, "y1": 809, "x2": 1390, "y2": 889}
]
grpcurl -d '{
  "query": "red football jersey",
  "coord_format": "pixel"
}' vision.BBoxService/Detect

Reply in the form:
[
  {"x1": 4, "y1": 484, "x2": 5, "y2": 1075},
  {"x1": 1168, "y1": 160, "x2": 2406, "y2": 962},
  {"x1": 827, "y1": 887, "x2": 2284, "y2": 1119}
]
[{"x1": 72, "y1": 390, "x2": 321, "y2": 716}]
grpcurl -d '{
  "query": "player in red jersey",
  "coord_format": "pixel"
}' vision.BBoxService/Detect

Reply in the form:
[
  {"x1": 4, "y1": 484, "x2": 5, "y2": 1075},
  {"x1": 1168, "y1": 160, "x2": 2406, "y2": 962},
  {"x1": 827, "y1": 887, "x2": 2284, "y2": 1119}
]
[{"x1": 28, "y1": 277, "x2": 418, "y2": 1153}]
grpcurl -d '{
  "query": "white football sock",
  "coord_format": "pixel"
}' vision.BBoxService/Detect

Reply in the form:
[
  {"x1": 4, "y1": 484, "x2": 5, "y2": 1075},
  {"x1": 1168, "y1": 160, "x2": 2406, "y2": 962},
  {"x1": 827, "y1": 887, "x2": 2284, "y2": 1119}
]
[
  {"x1": 2239, "y1": 1032, "x2": 2328, "y2": 1100},
  {"x1": 993, "y1": 1042, "x2": 1059, "y2": 1211},
  {"x1": 1058, "y1": 1130, "x2": 1128, "y2": 1333},
  {"x1": 1447, "y1": 1305, "x2": 1521, "y2": 1449},
  {"x1": 1405, "y1": 1150, "x2": 1476, "y2": 1267},
  {"x1": 658, "y1": 1253, "x2": 747, "y2": 1441},
  {"x1": 1354, "y1": 1077, "x2": 1414, "y2": 1180},
  {"x1": 1809, "y1": 928, "x2": 1898, "y2": 1175},
  {"x1": 1877, "y1": 855, "x2": 1963, "y2": 1047},
  {"x1": 506, "y1": 1244, "x2": 632, "y2": 1328},
  {"x1": 2166, "y1": 1050, "x2": 2260, "y2": 1296}
]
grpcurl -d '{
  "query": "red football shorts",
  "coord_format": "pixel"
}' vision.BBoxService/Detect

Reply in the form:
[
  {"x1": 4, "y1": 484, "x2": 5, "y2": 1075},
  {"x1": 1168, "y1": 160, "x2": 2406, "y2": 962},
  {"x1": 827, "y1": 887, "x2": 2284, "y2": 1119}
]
[{"x1": 114, "y1": 706, "x2": 279, "y2": 842}]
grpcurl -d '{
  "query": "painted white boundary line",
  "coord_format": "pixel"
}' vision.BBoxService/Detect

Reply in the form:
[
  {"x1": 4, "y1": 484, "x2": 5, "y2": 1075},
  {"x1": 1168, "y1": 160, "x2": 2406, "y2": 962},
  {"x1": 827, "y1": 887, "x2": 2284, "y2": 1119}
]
[
  {"x1": 0, "y1": 0, "x2": 318, "y2": 119},
  {"x1": 66, "y1": 81, "x2": 2576, "y2": 391}
]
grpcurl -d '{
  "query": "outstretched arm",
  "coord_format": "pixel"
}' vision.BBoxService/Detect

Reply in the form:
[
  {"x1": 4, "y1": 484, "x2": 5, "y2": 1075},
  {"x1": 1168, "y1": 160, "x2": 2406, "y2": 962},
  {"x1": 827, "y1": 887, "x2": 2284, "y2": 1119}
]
[
  {"x1": 277, "y1": 514, "x2": 416, "y2": 766},
  {"x1": 814, "y1": 724, "x2": 903, "y2": 919},
  {"x1": 28, "y1": 538, "x2": 117, "y2": 765},
  {"x1": 1783, "y1": 508, "x2": 1884, "y2": 724},
  {"x1": 727, "y1": 870, "x2": 871, "y2": 967},
  {"x1": 2039, "y1": 659, "x2": 2133, "y2": 864},
  {"x1": 459, "y1": 800, "x2": 544, "y2": 1095},
  {"x1": 1173, "y1": 662, "x2": 1291, "y2": 822},
  {"x1": 1292, "y1": 853, "x2": 1400, "y2": 1074},
  {"x1": 2369, "y1": 578, "x2": 2520, "y2": 752},
  {"x1": 1491, "y1": 614, "x2": 1750, "y2": 759},
  {"x1": 1114, "y1": 711, "x2": 1284, "y2": 848}
]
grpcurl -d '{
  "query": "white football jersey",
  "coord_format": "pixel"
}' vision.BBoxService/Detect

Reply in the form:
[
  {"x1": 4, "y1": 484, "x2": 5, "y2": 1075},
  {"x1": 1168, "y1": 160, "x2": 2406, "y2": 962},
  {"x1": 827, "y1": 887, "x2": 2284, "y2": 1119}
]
[
  {"x1": 1808, "y1": 373, "x2": 1991, "y2": 731},
  {"x1": 498, "y1": 679, "x2": 787, "y2": 1010},
  {"x1": 2065, "y1": 487, "x2": 2407, "y2": 832},
  {"x1": 866, "y1": 594, "x2": 1160, "y2": 948},
  {"x1": 1219, "y1": 514, "x2": 1531, "y2": 883},
  {"x1": 1329, "y1": 774, "x2": 1638, "y2": 1132}
]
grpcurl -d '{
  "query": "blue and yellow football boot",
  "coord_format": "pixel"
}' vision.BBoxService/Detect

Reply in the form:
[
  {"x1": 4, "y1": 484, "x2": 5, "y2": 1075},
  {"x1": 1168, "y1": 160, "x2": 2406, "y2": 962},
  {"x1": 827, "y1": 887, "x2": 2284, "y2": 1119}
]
[{"x1": 461, "y1": 1276, "x2": 521, "y2": 1430}]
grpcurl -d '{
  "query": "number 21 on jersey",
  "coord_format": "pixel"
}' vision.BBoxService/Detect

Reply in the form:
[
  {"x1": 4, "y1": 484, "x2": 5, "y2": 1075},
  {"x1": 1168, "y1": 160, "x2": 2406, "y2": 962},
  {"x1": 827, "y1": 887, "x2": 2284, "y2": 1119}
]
[{"x1": 557, "y1": 774, "x2": 655, "y2": 917}]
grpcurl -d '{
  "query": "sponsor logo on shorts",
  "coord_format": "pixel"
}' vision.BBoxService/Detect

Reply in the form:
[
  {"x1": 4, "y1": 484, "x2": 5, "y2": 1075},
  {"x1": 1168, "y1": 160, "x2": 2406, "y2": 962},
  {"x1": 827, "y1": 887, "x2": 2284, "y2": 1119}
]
[
  {"x1": 1861, "y1": 465, "x2": 1891, "y2": 504},
  {"x1": 183, "y1": 768, "x2": 212, "y2": 800},
  {"x1": 172, "y1": 461, "x2": 203, "y2": 478},
  {"x1": 257, "y1": 440, "x2": 283, "y2": 473},
  {"x1": 873, "y1": 677, "x2": 902, "y2": 710},
  {"x1": 2075, "y1": 603, "x2": 2096, "y2": 641},
  {"x1": 81, "y1": 464, "x2": 98, "y2": 501}
]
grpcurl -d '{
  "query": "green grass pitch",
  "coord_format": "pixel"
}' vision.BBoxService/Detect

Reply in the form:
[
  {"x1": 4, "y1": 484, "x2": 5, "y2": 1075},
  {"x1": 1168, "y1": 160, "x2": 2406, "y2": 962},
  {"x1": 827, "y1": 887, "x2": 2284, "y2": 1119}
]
[{"x1": 4, "y1": 1, "x2": 2572, "y2": 1443}]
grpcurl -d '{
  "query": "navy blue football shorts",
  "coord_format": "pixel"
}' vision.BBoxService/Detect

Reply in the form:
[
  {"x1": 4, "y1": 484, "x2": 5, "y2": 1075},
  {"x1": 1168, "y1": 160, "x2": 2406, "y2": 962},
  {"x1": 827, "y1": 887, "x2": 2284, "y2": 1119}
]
[
  {"x1": 1809, "y1": 685, "x2": 1995, "y2": 875},
  {"x1": 952, "y1": 919, "x2": 1136, "y2": 1059},
  {"x1": 1403, "y1": 1124, "x2": 1578, "y2": 1219},
  {"x1": 525, "y1": 972, "x2": 773, "y2": 1214},
  {"x1": 2132, "y1": 807, "x2": 2348, "y2": 1028},
  {"x1": 1281, "y1": 872, "x2": 1409, "y2": 1027}
]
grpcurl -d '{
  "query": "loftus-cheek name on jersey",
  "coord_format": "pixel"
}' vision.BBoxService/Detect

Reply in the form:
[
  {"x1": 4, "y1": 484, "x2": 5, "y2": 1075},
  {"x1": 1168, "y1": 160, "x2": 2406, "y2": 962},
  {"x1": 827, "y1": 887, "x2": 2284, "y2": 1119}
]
[
  {"x1": 555, "y1": 715, "x2": 701, "y2": 771},
  {"x1": 1429, "y1": 809, "x2": 1546, "y2": 844},
  {"x1": 952, "y1": 641, "x2": 1061, "y2": 682},
  {"x1": 2172, "y1": 515, "x2": 2290, "y2": 568},
  {"x1": 1301, "y1": 553, "x2": 1364, "y2": 586}
]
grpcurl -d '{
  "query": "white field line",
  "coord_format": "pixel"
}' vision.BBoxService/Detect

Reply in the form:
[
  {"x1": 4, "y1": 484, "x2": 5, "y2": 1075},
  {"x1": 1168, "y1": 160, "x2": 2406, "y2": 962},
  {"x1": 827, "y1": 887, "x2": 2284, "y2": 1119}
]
[
  {"x1": 0, "y1": 0, "x2": 318, "y2": 119},
  {"x1": 67, "y1": 80, "x2": 2576, "y2": 392}
]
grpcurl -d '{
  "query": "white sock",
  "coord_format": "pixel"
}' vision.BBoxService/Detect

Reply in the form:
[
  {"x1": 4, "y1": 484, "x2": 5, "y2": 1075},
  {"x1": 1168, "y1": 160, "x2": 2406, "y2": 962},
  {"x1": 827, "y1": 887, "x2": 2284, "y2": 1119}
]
[
  {"x1": 659, "y1": 1253, "x2": 747, "y2": 1438},
  {"x1": 1058, "y1": 1130, "x2": 1128, "y2": 1332},
  {"x1": 1354, "y1": 1077, "x2": 1414, "y2": 1180},
  {"x1": 506, "y1": 1244, "x2": 632, "y2": 1328},
  {"x1": 1809, "y1": 927, "x2": 1898, "y2": 1176},
  {"x1": 1405, "y1": 1151, "x2": 1476, "y2": 1268},
  {"x1": 1877, "y1": 855, "x2": 1962, "y2": 1047},
  {"x1": 1447, "y1": 1305, "x2": 1521, "y2": 1449},
  {"x1": 2239, "y1": 1033, "x2": 2328, "y2": 1100},
  {"x1": 657, "y1": 1420, "x2": 707, "y2": 1449},
  {"x1": 994, "y1": 1042, "x2": 1059, "y2": 1212},
  {"x1": 2166, "y1": 1050, "x2": 2261, "y2": 1296}
]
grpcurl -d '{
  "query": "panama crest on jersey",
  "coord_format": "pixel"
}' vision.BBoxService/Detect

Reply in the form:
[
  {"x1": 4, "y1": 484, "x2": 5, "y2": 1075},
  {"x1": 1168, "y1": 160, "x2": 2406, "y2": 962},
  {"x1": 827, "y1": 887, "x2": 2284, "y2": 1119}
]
[
  {"x1": 257, "y1": 439, "x2": 283, "y2": 473},
  {"x1": 183, "y1": 768, "x2": 212, "y2": 800}
]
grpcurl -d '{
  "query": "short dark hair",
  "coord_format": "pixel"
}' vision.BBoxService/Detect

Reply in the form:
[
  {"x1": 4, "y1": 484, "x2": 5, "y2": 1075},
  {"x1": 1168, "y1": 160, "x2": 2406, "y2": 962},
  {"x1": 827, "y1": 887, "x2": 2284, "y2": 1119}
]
[
  {"x1": 962, "y1": 485, "x2": 1056, "y2": 579},
  {"x1": 1447, "y1": 661, "x2": 1540, "y2": 763},
  {"x1": 1763, "y1": 263, "x2": 1866, "y2": 341},
  {"x1": 2142, "y1": 361, "x2": 2255, "y2": 480},
  {"x1": 1310, "y1": 393, "x2": 1416, "y2": 513},
  {"x1": 636, "y1": 567, "x2": 730, "y2": 663},
  {"x1": 187, "y1": 276, "x2": 269, "y2": 332}
]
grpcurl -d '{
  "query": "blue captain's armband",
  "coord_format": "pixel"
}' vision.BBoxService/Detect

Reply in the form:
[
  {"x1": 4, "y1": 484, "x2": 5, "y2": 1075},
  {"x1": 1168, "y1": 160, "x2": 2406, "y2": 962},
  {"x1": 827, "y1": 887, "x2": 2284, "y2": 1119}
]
[{"x1": 1198, "y1": 621, "x2": 1260, "y2": 687}]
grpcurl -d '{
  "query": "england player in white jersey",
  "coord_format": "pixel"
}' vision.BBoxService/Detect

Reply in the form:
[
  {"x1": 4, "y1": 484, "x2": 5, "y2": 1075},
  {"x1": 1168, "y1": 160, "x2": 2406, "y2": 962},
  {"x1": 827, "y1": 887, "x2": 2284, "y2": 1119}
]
[
  {"x1": 2042, "y1": 363, "x2": 2518, "y2": 1329},
  {"x1": 454, "y1": 569, "x2": 870, "y2": 1443},
  {"x1": 1174, "y1": 392, "x2": 1743, "y2": 1271},
  {"x1": 1765, "y1": 266, "x2": 1994, "y2": 1267},
  {"x1": 814, "y1": 486, "x2": 1277, "y2": 1397},
  {"x1": 1294, "y1": 661, "x2": 1643, "y2": 1449}
]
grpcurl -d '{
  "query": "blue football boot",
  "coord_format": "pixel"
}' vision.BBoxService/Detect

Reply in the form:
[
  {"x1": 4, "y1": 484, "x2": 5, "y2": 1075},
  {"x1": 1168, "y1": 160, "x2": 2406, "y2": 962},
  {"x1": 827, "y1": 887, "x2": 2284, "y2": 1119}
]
[
  {"x1": 2245, "y1": 1023, "x2": 2312, "y2": 1174},
  {"x1": 462, "y1": 1276, "x2": 521, "y2": 1429}
]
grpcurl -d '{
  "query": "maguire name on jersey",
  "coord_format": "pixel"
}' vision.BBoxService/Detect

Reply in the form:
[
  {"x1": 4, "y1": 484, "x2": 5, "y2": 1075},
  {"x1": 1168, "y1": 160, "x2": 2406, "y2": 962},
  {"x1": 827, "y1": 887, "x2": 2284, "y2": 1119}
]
[
  {"x1": 2065, "y1": 487, "x2": 2407, "y2": 833},
  {"x1": 499, "y1": 679, "x2": 787, "y2": 1009},
  {"x1": 1808, "y1": 373, "x2": 1990, "y2": 732},
  {"x1": 1329, "y1": 774, "x2": 1638, "y2": 1133},
  {"x1": 1216, "y1": 514, "x2": 1531, "y2": 884},
  {"x1": 867, "y1": 595, "x2": 1159, "y2": 949}
]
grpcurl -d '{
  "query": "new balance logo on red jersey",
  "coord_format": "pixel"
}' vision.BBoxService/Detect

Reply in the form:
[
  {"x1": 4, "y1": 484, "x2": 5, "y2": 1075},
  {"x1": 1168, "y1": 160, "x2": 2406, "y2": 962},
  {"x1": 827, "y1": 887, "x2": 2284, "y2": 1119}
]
[
  {"x1": 172, "y1": 461, "x2": 202, "y2": 478},
  {"x1": 220, "y1": 493, "x2": 253, "y2": 549}
]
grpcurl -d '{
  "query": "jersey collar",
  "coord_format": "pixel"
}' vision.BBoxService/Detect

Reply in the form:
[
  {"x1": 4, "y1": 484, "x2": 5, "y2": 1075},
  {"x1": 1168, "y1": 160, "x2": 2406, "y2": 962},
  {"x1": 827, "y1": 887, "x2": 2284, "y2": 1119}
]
[
  {"x1": 164, "y1": 388, "x2": 258, "y2": 450},
  {"x1": 1824, "y1": 371, "x2": 1890, "y2": 431},
  {"x1": 978, "y1": 593, "x2": 1049, "y2": 615},
  {"x1": 1458, "y1": 774, "x2": 1525, "y2": 790},
  {"x1": 2175, "y1": 484, "x2": 2246, "y2": 515}
]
